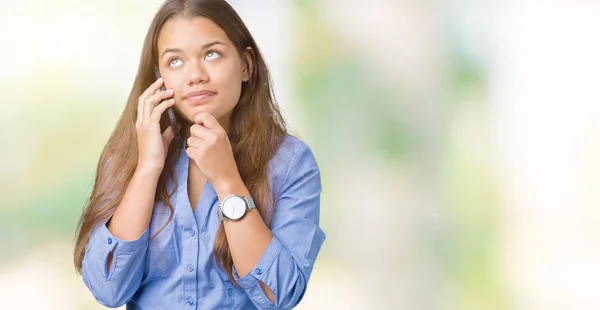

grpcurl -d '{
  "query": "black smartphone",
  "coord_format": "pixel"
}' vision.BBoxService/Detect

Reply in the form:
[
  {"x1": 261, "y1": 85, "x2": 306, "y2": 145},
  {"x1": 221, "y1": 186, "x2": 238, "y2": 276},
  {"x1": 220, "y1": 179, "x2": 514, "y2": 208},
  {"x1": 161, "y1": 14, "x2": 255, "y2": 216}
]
[{"x1": 154, "y1": 66, "x2": 182, "y2": 143}]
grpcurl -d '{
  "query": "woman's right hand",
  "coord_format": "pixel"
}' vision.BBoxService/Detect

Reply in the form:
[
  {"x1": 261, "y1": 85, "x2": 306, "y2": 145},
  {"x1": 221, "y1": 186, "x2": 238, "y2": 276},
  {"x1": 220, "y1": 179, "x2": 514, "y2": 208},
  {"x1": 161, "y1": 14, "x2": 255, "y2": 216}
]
[{"x1": 135, "y1": 77, "x2": 178, "y2": 174}]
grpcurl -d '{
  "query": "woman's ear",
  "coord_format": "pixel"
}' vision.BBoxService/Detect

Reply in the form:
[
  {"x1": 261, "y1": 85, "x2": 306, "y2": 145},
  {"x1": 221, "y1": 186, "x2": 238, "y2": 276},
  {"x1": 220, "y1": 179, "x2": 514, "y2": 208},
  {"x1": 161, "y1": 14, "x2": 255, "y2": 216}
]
[{"x1": 241, "y1": 47, "x2": 254, "y2": 82}]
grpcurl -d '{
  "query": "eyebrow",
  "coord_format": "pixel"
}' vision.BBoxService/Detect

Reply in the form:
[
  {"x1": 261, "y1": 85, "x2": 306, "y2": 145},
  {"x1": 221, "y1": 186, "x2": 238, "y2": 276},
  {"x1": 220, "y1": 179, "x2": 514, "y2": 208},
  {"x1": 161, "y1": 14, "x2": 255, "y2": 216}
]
[{"x1": 160, "y1": 40, "x2": 226, "y2": 58}]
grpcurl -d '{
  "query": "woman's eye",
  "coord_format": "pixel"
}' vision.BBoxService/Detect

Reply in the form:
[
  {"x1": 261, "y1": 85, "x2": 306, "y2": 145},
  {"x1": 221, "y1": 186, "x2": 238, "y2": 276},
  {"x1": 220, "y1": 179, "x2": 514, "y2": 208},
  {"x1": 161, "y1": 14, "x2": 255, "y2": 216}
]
[
  {"x1": 168, "y1": 58, "x2": 183, "y2": 67},
  {"x1": 205, "y1": 51, "x2": 221, "y2": 61}
]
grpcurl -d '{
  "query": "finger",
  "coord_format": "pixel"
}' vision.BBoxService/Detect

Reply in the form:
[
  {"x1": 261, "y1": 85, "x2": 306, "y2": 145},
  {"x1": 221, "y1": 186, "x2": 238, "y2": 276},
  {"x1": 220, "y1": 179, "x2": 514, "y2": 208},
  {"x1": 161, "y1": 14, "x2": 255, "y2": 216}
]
[
  {"x1": 186, "y1": 136, "x2": 204, "y2": 149},
  {"x1": 185, "y1": 147, "x2": 197, "y2": 161},
  {"x1": 144, "y1": 89, "x2": 174, "y2": 120},
  {"x1": 190, "y1": 123, "x2": 213, "y2": 140},
  {"x1": 138, "y1": 78, "x2": 166, "y2": 124},
  {"x1": 150, "y1": 99, "x2": 175, "y2": 123},
  {"x1": 194, "y1": 112, "x2": 221, "y2": 131},
  {"x1": 136, "y1": 96, "x2": 144, "y2": 126},
  {"x1": 140, "y1": 77, "x2": 164, "y2": 101}
]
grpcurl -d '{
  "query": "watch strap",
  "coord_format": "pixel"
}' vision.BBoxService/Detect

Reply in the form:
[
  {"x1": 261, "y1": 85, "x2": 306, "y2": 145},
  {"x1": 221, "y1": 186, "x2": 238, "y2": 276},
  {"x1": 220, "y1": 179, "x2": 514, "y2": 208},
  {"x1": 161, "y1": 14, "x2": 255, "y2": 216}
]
[
  {"x1": 217, "y1": 206, "x2": 224, "y2": 221},
  {"x1": 243, "y1": 196, "x2": 256, "y2": 210}
]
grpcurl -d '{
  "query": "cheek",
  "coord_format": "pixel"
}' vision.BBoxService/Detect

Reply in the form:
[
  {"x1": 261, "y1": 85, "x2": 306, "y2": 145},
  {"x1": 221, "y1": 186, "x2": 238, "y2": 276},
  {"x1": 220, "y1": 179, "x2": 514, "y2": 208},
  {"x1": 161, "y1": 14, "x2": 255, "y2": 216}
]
[
  {"x1": 170, "y1": 75, "x2": 188, "y2": 101},
  {"x1": 213, "y1": 67, "x2": 244, "y2": 106}
]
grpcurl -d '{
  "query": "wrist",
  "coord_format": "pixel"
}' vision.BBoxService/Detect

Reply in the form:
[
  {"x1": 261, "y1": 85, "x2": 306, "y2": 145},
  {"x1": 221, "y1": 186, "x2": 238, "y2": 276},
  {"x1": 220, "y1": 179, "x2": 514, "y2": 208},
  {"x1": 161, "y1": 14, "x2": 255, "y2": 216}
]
[
  {"x1": 135, "y1": 165, "x2": 163, "y2": 179},
  {"x1": 213, "y1": 176, "x2": 249, "y2": 201}
]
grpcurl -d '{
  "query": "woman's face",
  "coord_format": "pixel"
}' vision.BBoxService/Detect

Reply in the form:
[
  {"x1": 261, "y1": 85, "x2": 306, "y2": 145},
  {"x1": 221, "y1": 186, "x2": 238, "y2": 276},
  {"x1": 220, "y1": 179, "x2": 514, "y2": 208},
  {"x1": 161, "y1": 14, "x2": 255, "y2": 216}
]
[{"x1": 156, "y1": 17, "x2": 250, "y2": 132}]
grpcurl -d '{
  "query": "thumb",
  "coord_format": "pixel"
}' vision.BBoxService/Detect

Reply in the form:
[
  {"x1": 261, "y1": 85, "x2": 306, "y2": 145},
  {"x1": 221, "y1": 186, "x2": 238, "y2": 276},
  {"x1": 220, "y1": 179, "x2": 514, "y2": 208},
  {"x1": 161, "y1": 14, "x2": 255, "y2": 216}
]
[{"x1": 162, "y1": 126, "x2": 176, "y2": 144}]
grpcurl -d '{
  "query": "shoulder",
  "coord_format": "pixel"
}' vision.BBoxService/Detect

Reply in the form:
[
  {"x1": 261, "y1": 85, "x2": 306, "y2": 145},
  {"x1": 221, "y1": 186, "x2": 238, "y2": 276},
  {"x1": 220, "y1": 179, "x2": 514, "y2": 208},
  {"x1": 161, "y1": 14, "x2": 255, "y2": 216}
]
[
  {"x1": 268, "y1": 135, "x2": 319, "y2": 188},
  {"x1": 271, "y1": 135, "x2": 317, "y2": 169}
]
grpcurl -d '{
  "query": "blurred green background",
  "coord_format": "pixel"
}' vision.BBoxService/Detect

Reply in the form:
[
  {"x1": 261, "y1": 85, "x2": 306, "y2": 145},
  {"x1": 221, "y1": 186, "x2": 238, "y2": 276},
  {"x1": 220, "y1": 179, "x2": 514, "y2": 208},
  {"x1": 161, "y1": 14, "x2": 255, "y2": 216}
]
[{"x1": 1, "y1": 0, "x2": 600, "y2": 309}]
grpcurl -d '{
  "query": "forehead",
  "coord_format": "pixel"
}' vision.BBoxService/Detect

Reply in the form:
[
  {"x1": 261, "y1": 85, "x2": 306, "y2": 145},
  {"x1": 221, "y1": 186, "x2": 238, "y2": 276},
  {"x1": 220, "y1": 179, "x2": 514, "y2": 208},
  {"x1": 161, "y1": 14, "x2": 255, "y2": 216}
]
[{"x1": 157, "y1": 16, "x2": 232, "y2": 50}]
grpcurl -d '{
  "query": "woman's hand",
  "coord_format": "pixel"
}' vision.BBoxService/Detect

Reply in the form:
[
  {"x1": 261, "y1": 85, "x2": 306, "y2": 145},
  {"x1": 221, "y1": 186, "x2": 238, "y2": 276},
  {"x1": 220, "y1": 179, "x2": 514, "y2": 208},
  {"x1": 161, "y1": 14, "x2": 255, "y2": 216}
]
[
  {"x1": 135, "y1": 77, "x2": 178, "y2": 174},
  {"x1": 186, "y1": 112, "x2": 241, "y2": 189}
]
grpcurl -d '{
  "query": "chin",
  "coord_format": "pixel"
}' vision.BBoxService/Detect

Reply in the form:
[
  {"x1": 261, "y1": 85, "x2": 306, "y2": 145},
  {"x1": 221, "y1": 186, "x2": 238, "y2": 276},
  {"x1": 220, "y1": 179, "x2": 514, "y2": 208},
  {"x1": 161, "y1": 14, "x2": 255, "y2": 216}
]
[{"x1": 180, "y1": 106, "x2": 208, "y2": 122}]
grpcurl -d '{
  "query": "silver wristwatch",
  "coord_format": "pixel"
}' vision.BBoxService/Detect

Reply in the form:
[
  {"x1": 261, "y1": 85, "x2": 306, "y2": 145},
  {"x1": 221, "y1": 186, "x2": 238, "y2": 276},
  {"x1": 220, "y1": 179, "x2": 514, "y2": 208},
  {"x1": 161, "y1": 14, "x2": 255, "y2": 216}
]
[{"x1": 217, "y1": 194, "x2": 256, "y2": 221}]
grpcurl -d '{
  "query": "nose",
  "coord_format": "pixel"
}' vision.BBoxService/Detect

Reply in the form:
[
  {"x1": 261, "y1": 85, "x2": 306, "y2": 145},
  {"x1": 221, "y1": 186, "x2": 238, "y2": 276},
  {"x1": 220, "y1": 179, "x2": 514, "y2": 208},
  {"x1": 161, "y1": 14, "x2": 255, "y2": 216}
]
[{"x1": 187, "y1": 61, "x2": 209, "y2": 85}]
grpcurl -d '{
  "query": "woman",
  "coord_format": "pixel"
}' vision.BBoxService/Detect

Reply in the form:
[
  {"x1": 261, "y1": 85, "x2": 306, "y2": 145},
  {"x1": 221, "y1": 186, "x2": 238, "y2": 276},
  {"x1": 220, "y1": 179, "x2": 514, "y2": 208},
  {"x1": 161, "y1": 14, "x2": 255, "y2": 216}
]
[{"x1": 73, "y1": 0, "x2": 325, "y2": 309}]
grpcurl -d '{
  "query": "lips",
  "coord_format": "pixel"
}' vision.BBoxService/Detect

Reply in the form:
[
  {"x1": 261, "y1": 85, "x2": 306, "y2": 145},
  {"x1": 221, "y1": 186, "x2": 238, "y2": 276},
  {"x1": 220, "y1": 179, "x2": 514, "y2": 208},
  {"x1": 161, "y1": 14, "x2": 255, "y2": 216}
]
[{"x1": 184, "y1": 90, "x2": 216, "y2": 102}]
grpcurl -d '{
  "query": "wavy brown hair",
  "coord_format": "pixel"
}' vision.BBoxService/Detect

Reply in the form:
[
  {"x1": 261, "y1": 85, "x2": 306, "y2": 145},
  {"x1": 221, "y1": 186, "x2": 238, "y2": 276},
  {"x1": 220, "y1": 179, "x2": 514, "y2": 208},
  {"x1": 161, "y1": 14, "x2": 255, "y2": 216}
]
[{"x1": 74, "y1": 0, "x2": 288, "y2": 286}]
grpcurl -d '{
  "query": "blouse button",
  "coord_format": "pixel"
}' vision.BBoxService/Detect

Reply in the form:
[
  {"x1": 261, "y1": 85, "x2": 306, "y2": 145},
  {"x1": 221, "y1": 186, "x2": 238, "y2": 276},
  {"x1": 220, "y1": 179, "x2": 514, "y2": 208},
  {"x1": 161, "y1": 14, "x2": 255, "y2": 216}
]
[{"x1": 186, "y1": 298, "x2": 195, "y2": 306}]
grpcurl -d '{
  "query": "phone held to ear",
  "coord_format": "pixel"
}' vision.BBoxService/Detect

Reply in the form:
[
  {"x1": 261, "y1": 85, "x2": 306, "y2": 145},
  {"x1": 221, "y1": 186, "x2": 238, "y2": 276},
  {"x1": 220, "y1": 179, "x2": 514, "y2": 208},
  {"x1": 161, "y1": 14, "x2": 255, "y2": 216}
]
[{"x1": 154, "y1": 66, "x2": 182, "y2": 145}]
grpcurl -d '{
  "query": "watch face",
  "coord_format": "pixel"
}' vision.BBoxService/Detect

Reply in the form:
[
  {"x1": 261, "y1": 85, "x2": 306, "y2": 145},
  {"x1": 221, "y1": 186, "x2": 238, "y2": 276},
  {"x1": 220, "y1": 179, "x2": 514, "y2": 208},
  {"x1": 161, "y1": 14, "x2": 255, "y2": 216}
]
[{"x1": 223, "y1": 196, "x2": 247, "y2": 220}]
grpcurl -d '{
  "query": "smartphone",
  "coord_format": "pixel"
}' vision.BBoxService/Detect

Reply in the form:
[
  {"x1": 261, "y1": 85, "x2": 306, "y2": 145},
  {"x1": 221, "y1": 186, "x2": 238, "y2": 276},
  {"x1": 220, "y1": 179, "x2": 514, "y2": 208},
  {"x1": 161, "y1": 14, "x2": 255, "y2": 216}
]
[{"x1": 154, "y1": 66, "x2": 182, "y2": 144}]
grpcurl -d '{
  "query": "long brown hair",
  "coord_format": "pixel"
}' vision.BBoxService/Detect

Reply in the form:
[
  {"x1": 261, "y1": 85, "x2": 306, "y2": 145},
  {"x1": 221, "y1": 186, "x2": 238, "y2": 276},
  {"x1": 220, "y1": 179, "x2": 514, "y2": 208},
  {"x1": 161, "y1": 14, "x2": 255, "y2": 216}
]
[{"x1": 74, "y1": 0, "x2": 288, "y2": 286}]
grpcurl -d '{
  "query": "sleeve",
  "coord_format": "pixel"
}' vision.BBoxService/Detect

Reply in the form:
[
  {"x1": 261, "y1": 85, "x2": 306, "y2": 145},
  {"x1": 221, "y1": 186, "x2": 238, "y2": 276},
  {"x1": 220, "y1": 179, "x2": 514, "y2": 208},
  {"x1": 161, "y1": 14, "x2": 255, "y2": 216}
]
[
  {"x1": 81, "y1": 216, "x2": 150, "y2": 308},
  {"x1": 233, "y1": 141, "x2": 326, "y2": 309}
]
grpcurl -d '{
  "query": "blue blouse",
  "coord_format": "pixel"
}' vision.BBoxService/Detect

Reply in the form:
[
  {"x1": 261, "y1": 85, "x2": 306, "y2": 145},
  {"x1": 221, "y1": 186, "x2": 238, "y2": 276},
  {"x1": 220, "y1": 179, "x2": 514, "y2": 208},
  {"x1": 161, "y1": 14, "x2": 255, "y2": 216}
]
[{"x1": 81, "y1": 135, "x2": 325, "y2": 309}]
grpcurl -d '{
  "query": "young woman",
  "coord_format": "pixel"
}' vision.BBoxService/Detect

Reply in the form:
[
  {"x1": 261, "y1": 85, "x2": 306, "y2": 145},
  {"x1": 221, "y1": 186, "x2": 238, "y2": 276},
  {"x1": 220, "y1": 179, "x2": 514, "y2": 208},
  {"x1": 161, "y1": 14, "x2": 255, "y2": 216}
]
[{"x1": 73, "y1": 1, "x2": 325, "y2": 309}]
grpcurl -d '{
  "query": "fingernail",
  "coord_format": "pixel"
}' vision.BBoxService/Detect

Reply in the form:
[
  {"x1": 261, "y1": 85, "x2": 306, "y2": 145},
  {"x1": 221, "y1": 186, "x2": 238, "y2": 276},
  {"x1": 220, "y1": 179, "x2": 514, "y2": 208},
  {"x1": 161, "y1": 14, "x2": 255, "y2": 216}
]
[
  {"x1": 166, "y1": 89, "x2": 173, "y2": 93},
  {"x1": 157, "y1": 77, "x2": 163, "y2": 82}
]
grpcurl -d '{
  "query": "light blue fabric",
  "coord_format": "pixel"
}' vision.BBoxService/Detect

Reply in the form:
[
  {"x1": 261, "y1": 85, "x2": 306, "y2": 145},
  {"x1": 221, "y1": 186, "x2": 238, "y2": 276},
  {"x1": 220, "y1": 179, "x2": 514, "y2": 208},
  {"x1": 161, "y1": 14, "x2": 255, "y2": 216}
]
[{"x1": 81, "y1": 135, "x2": 325, "y2": 309}]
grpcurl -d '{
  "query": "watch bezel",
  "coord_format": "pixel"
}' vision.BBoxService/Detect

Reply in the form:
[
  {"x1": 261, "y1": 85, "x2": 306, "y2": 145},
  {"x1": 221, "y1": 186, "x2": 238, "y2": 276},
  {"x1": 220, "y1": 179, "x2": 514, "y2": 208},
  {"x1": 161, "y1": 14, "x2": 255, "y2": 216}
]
[{"x1": 221, "y1": 194, "x2": 248, "y2": 221}]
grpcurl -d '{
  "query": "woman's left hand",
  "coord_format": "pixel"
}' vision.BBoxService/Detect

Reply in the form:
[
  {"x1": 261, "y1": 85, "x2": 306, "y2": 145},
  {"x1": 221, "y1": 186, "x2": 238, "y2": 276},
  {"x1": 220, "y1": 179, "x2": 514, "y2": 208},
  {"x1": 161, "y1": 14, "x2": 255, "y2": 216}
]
[{"x1": 186, "y1": 112, "x2": 240, "y2": 189}]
